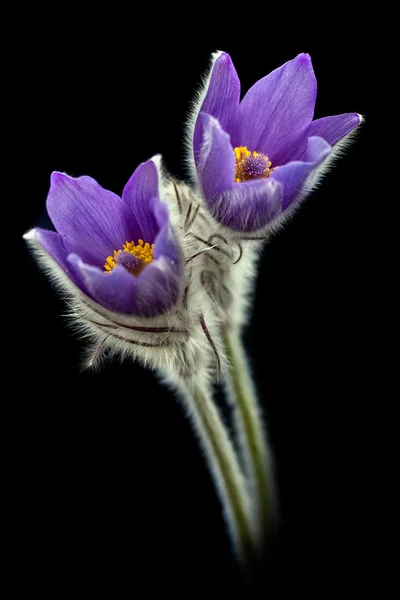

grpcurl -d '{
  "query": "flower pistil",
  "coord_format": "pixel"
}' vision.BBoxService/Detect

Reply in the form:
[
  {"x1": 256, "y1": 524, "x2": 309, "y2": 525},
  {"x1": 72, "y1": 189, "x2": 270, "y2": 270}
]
[
  {"x1": 234, "y1": 146, "x2": 276, "y2": 183},
  {"x1": 104, "y1": 239, "x2": 154, "y2": 275}
]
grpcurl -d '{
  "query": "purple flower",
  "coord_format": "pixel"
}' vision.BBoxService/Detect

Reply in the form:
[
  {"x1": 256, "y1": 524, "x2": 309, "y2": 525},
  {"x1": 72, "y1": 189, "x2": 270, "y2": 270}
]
[
  {"x1": 188, "y1": 52, "x2": 361, "y2": 232},
  {"x1": 28, "y1": 158, "x2": 183, "y2": 316}
]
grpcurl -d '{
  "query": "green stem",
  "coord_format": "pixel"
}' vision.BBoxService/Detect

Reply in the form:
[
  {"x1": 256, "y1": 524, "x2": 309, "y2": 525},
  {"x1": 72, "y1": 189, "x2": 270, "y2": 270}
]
[
  {"x1": 183, "y1": 383, "x2": 258, "y2": 567},
  {"x1": 223, "y1": 329, "x2": 276, "y2": 543}
]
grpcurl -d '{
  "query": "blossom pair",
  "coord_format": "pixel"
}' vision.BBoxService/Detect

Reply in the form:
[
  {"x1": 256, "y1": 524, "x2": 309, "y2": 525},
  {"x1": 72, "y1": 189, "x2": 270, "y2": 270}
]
[{"x1": 26, "y1": 52, "x2": 361, "y2": 320}]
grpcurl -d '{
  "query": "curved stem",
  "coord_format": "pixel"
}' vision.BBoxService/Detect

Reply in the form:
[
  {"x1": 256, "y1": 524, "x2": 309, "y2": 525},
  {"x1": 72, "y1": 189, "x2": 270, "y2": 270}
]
[
  {"x1": 223, "y1": 329, "x2": 276, "y2": 546},
  {"x1": 179, "y1": 381, "x2": 258, "y2": 568}
]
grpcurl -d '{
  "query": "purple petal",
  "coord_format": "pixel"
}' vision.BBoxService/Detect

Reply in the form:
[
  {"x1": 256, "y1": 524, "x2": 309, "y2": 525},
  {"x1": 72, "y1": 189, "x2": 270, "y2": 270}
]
[
  {"x1": 68, "y1": 254, "x2": 139, "y2": 314},
  {"x1": 207, "y1": 177, "x2": 283, "y2": 232},
  {"x1": 34, "y1": 228, "x2": 82, "y2": 287},
  {"x1": 35, "y1": 228, "x2": 69, "y2": 271},
  {"x1": 68, "y1": 249, "x2": 182, "y2": 317},
  {"x1": 152, "y1": 199, "x2": 182, "y2": 265},
  {"x1": 271, "y1": 136, "x2": 331, "y2": 210},
  {"x1": 122, "y1": 160, "x2": 160, "y2": 243},
  {"x1": 231, "y1": 54, "x2": 317, "y2": 166},
  {"x1": 194, "y1": 52, "x2": 240, "y2": 163},
  {"x1": 133, "y1": 258, "x2": 182, "y2": 316},
  {"x1": 196, "y1": 113, "x2": 236, "y2": 201},
  {"x1": 307, "y1": 113, "x2": 361, "y2": 147},
  {"x1": 47, "y1": 172, "x2": 139, "y2": 268}
]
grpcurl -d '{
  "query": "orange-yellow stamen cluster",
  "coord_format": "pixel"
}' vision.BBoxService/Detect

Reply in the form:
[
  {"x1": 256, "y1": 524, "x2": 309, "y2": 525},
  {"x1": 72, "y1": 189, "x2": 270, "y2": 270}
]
[
  {"x1": 234, "y1": 146, "x2": 275, "y2": 183},
  {"x1": 104, "y1": 239, "x2": 154, "y2": 274}
]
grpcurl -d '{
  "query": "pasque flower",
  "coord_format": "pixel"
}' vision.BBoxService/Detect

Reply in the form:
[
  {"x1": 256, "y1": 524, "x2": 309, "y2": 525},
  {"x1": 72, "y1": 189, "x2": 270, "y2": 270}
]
[
  {"x1": 27, "y1": 158, "x2": 183, "y2": 316},
  {"x1": 188, "y1": 52, "x2": 361, "y2": 232}
]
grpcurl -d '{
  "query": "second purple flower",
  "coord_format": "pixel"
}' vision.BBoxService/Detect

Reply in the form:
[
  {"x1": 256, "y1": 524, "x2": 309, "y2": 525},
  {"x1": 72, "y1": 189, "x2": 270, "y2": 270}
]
[{"x1": 188, "y1": 52, "x2": 361, "y2": 232}]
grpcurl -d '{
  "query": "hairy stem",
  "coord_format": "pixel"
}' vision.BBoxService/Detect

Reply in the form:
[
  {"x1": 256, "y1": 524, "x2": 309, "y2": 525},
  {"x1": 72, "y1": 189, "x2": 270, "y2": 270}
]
[
  {"x1": 223, "y1": 329, "x2": 276, "y2": 546},
  {"x1": 179, "y1": 381, "x2": 258, "y2": 568}
]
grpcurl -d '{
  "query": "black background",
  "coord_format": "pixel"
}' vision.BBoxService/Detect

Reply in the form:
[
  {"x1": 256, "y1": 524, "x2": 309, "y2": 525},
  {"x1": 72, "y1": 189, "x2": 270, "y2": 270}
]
[{"x1": 13, "y1": 9, "x2": 377, "y2": 598}]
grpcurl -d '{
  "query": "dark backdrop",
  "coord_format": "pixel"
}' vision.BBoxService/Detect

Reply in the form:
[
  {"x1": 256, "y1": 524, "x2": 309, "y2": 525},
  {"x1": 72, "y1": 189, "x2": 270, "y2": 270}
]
[{"x1": 14, "y1": 10, "x2": 375, "y2": 599}]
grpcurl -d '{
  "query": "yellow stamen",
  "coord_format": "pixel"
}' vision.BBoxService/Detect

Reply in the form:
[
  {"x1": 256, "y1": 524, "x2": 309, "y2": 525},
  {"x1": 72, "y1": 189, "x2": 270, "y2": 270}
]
[
  {"x1": 234, "y1": 146, "x2": 276, "y2": 183},
  {"x1": 104, "y1": 240, "x2": 155, "y2": 274}
]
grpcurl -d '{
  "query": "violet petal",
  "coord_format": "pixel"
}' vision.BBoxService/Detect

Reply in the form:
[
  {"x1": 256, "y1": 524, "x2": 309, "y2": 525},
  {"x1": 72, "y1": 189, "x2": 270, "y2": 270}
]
[
  {"x1": 231, "y1": 54, "x2": 317, "y2": 166},
  {"x1": 194, "y1": 52, "x2": 240, "y2": 163},
  {"x1": 152, "y1": 199, "x2": 182, "y2": 265},
  {"x1": 208, "y1": 177, "x2": 283, "y2": 232},
  {"x1": 122, "y1": 159, "x2": 160, "y2": 243},
  {"x1": 196, "y1": 113, "x2": 236, "y2": 202},
  {"x1": 308, "y1": 113, "x2": 361, "y2": 147},
  {"x1": 271, "y1": 136, "x2": 331, "y2": 210},
  {"x1": 35, "y1": 228, "x2": 68, "y2": 272},
  {"x1": 47, "y1": 172, "x2": 139, "y2": 268},
  {"x1": 134, "y1": 258, "x2": 182, "y2": 316},
  {"x1": 68, "y1": 254, "x2": 138, "y2": 314}
]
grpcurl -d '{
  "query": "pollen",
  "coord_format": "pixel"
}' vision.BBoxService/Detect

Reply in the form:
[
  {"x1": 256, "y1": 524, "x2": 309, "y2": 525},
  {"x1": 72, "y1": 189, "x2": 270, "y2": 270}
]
[
  {"x1": 104, "y1": 239, "x2": 155, "y2": 275},
  {"x1": 234, "y1": 146, "x2": 276, "y2": 183}
]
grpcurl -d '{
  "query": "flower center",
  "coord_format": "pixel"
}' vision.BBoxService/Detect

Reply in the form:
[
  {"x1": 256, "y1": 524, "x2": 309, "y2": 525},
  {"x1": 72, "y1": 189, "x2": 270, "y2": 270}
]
[
  {"x1": 104, "y1": 239, "x2": 154, "y2": 276},
  {"x1": 234, "y1": 146, "x2": 276, "y2": 183}
]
